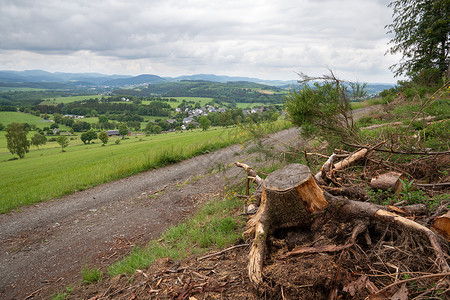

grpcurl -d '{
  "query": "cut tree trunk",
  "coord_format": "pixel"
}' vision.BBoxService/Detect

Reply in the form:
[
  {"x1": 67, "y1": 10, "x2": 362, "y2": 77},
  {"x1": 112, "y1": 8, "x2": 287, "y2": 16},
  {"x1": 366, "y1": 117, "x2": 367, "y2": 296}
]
[{"x1": 369, "y1": 172, "x2": 404, "y2": 193}]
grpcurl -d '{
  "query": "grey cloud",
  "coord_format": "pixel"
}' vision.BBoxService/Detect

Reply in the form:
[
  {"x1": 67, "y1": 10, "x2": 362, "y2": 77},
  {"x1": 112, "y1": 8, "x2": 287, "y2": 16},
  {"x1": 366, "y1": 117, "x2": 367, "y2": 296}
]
[{"x1": 0, "y1": 0, "x2": 399, "y2": 82}]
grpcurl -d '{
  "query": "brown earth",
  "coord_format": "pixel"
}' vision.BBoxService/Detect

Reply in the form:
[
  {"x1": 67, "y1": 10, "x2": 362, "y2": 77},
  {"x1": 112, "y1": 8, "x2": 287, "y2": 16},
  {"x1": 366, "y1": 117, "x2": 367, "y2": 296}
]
[{"x1": 0, "y1": 128, "x2": 303, "y2": 300}]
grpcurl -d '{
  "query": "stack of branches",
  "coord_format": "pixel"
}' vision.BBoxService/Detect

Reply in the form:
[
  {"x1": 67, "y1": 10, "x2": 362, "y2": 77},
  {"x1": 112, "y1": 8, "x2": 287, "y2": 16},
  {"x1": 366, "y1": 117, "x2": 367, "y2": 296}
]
[{"x1": 235, "y1": 143, "x2": 449, "y2": 299}]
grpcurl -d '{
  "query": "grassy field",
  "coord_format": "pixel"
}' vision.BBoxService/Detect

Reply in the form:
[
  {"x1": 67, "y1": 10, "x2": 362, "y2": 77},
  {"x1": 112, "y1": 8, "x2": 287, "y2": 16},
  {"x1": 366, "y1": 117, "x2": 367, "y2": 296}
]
[
  {"x1": 0, "y1": 128, "x2": 240, "y2": 213},
  {"x1": 234, "y1": 102, "x2": 265, "y2": 109},
  {"x1": 0, "y1": 87, "x2": 46, "y2": 92},
  {"x1": 0, "y1": 111, "x2": 62, "y2": 129},
  {"x1": 41, "y1": 95, "x2": 104, "y2": 104}
]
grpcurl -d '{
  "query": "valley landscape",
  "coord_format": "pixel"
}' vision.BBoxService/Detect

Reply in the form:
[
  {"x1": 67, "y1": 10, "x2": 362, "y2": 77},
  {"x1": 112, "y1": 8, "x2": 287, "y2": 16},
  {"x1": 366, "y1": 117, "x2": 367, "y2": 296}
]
[{"x1": 1, "y1": 0, "x2": 449, "y2": 298}]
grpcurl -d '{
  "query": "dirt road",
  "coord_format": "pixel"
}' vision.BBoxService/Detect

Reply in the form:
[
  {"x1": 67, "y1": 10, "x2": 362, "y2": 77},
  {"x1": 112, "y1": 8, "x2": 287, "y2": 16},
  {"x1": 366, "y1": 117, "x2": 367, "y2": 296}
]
[{"x1": 0, "y1": 128, "x2": 302, "y2": 299}]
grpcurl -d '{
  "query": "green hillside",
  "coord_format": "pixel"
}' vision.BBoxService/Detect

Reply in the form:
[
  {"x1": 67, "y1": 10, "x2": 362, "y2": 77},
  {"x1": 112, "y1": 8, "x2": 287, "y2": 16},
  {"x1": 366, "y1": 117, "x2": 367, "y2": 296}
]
[{"x1": 114, "y1": 81, "x2": 285, "y2": 104}]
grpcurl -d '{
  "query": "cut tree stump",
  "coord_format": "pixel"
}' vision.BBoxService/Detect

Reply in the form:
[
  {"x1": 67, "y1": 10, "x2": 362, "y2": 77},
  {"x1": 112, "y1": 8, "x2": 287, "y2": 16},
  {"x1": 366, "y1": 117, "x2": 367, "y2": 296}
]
[{"x1": 246, "y1": 164, "x2": 328, "y2": 284}]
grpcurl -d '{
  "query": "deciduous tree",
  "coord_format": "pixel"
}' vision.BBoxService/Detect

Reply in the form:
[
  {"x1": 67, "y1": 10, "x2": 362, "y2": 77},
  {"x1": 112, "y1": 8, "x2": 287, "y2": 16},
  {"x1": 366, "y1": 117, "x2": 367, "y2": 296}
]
[
  {"x1": 198, "y1": 116, "x2": 211, "y2": 131},
  {"x1": 31, "y1": 132, "x2": 47, "y2": 150},
  {"x1": 5, "y1": 122, "x2": 30, "y2": 159},
  {"x1": 284, "y1": 71, "x2": 364, "y2": 146},
  {"x1": 56, "y1": 136, "x2": 69, "y2": 152},
  {"x1": 81, "y1": 130, "x2": 98, "y2": 144},
  {"x1": 98, "y1": 131, "x2": 109, "y2": 146},
  {"x1": 118, "y1": 123, "x2": 128, "y2": 139}
]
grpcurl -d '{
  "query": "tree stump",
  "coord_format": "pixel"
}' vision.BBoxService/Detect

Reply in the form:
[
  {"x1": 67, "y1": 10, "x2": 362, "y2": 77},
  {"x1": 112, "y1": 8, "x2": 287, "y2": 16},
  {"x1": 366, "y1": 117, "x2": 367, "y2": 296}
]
[{"x1": 246, "y1": 164, "x2": 328, "y2": 284}]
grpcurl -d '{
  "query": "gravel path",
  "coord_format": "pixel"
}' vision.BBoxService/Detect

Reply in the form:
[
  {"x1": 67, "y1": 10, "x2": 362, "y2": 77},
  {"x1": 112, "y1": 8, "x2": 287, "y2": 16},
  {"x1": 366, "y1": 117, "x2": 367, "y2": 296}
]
[{"x1": 0, "y1": 128, "x2": 301, "y2": 300}]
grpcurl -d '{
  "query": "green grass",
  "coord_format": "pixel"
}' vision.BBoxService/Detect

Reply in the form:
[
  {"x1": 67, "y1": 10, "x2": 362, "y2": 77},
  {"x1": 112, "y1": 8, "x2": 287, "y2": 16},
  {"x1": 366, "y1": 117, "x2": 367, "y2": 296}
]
[
  {"x1": 234, "y1": 102, "x2": 265, "y2": 109},
  {"x1": 0, "y1": 111, "x2": 55, "y2": 129},
  {"x1": 108, "y1": 193, "x2": 244, "y2": 277},
  {"x1": 0, "y1": 128, "x2": 238, "y2": 213},
  {"x1": 51, "y1": 286, "x2": 73, "y2": 300},
  {"x1": 350, "y1": 97, "x2": 384, "y2": 110},
  {"x1": 81, "y1": 267, "x2": 103, "y2": 284},
  {"x1": 0, "y1": 87, "x2": 46, "y2": 92},
  {"x1": 42, "y1": 95, "x2": 104, "y2": 104},
  {"x1": 0, "y1": 119, "x2": 290, "y2": 213},
  {"x1": 141, "y1": 97, "x2": 214, "y2": 108}
]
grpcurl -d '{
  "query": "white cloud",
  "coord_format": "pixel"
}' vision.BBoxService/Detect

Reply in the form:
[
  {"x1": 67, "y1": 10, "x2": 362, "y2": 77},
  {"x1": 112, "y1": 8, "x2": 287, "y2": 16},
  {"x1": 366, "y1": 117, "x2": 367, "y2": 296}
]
[{"x1": 0, "y1": 0, "x2": 403, "y2": 83}]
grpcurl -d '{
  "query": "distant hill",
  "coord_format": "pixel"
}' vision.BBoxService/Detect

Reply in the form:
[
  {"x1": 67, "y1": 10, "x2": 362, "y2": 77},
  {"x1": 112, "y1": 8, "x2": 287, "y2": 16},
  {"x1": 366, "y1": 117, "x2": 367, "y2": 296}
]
[
  {"x1": 172, "y1": 74, "x2": 298, "y2": 87},
  {"x1": 102, "y1": 74, "x2": 167, "y2": 86},
  {"x1": 113, "y1": 80, "x2": 286, "y2": 104},
  {"x1": 0, "y1": 70, "x2": 395, "y2": 93}
]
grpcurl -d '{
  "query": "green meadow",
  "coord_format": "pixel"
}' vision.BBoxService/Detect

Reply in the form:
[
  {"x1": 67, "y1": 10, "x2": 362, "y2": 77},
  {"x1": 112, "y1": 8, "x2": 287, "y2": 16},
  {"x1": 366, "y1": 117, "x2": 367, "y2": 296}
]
[
  {"x1": 0, "y1": 111, "x2": 55, "y2": 129},
  {"x1": 41, "y1": 95, "x2": 104, "y2": 104},
  {"x1": 0, "y1": 128, "x2": 238, "y2": 213}
]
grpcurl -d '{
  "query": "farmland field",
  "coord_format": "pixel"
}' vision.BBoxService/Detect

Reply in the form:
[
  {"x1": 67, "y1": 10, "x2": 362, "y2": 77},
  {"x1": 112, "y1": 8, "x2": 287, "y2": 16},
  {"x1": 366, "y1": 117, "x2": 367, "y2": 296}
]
[
  {"x1": 0, "y1": 111, "x2": 58, "y2": 129},
  {"x1": 0, "y1": 87, "x2": 46, "y2": 92},
  {"x1": 41, "y1": 94, "x2": 104, "y2": 104}
]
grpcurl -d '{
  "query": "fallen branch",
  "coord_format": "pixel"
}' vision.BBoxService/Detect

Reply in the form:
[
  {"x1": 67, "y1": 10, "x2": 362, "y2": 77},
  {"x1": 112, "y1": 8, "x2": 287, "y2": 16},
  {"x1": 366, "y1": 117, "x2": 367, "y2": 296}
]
[
  {"x1": 371, "y1": 272, "x2": 450, "y2": 297},
  {"x1": 24, "y1": 288, "x2": 43, "y2": 300},
  {"x1": 313, "y1": 148, "x2": 368, "y2": 184},
  {"x1": 417, "y1": 182, "x2": 450, "y2": 188},
  {"x1": 197, "y1": 244, "x2": 249, "y2": 261},
  {"x1": 281, "y1": 243, "x2": 354, "y2": 258},
  {"x1": 342, "y1": 141, "x2": 450, "y2": 155},
  {"x1": 333, "y1": 148, "x2": 368, "y2": 170},
  {"x1": 234, "y1": 161, "x2": 263, "y2": 186},
  {"x1": 314, "y1": 153, "x2": 336, "y2": 182}
]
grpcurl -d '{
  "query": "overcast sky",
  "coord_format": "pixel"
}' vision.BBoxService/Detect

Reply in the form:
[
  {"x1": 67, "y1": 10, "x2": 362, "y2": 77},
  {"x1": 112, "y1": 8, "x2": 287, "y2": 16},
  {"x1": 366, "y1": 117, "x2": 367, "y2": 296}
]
[{"x1": 0, "y1": 0, "x2": 404, "y2": 83}]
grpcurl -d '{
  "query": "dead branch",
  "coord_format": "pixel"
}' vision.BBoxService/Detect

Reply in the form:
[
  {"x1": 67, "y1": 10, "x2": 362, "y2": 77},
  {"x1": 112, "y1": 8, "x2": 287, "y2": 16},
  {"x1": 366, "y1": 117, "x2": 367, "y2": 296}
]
[
  {"x1": 372, "y1": 209, "x2": 450, "y2": 273},
  {"x1": 234, "y1": 161, "x2": 263, "y2": 186},
  {"x1": 321, "y1": 186, "x2": 368, "y2": 201},
  {"x1": 333, "y1": 148, "x2": 368, "y2": 170},
  {"x1": 342, "y1": 141, "x2": 450, "y2": 155},
  {"x1": 417, "y1": 182, "x2": 450, "y2": 188},
  {"x1": 197, "y1": 244, "x2": 249, "y2": 261},
  {"x1": 281, "y1": 243, "x2": 354, "y2": 258},
  {"x1": 372, "y1": 272, "x2": 450, "y2": 297},
  {"x1": 314, "y1": 153, "x2": 336, "y2": 182}
]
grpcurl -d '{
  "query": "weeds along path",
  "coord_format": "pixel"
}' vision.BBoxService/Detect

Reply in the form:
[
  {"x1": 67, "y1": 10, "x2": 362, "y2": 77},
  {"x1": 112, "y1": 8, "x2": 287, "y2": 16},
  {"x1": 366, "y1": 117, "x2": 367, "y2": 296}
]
[{"x1": 0, "y1": 128, "x2": 301, "y2": 300}]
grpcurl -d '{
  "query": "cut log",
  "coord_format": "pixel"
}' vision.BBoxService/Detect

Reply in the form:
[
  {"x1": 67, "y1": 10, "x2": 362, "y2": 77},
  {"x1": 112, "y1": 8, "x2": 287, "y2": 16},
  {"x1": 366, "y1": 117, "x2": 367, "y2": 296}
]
[
  {"x1": 432, "y1": 211, "x2": 450, "y2": 242},
  {"x1": 246, "y1": 164, "x2": 328, "y2": 284},
  {"x1": 369, "y1": 172, "x2": 404, "y2": 193}
]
